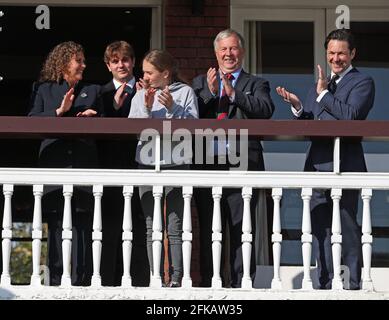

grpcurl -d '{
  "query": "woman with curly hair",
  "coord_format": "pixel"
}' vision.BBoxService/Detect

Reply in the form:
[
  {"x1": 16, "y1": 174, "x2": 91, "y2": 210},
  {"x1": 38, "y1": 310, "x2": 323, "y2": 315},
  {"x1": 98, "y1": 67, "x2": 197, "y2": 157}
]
[{"x1": 29, "y1": 41, "x2": 102, "y2": 286}]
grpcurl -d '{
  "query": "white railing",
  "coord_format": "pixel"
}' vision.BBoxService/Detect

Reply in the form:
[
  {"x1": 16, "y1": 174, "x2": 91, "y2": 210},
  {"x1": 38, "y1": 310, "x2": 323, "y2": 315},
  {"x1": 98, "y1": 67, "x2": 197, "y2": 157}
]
[{"x1": 0, "y1": 167, "x2": 384, "y2": 292}]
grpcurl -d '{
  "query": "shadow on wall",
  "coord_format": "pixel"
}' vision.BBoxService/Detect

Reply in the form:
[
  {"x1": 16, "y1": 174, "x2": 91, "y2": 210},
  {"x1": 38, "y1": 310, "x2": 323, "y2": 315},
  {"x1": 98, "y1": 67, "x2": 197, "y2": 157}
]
[{"x1": 253, "y1": 265, "x2": 348, "y2": 290}]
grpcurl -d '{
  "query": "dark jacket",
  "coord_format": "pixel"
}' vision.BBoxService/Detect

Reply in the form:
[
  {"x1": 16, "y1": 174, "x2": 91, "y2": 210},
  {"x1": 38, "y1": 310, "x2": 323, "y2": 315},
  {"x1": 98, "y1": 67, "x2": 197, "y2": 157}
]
[
  {"x1": 298, "y1": 68, "x2": 375, "y2": 172},
  {"x1": 28, "y1": 80, "x2": 102, "y2": 206},
  {"x1": 98, "y1": 80, "x2": 137, "y2": 169},
  {"x1": 192, "y1": 69, "x2": 275, "y2": 170}
]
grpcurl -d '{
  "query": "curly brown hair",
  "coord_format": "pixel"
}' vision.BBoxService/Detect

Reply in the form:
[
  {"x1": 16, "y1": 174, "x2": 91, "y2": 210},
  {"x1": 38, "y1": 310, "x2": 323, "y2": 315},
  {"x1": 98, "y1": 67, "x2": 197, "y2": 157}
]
[{"x1": 39, "y1": 41, "x2": 84, "y2": 82}]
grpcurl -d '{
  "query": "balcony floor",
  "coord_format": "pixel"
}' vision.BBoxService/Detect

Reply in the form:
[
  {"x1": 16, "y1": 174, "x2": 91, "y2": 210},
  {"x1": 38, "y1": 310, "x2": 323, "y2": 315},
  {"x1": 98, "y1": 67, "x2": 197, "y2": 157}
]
[{"x1": 1, "y1": 286, "x2": 389, "y2": 300}]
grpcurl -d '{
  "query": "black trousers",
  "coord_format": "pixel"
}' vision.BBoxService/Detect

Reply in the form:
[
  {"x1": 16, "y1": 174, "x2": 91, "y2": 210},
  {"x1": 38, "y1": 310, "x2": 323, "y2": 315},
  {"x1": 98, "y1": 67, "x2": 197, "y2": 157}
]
[
  {"x1": 311, "y1": 188, "x2": 362, "y2": 290},
  {"x1": 195, "y1": 187, "x2": 257, "y2": 288},
  {"x1": 100, "y1": 186, "x2": 149, "y2": 286},
  {"x1": 44, "y1": 189, "x2": 93, "y2": 286}
]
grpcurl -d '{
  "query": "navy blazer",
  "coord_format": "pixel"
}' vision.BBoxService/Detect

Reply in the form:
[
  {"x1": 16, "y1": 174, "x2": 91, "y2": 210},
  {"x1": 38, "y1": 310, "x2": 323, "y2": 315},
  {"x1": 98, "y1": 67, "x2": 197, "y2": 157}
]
[
  {"x1": 28, "y1": 80, "x2": 102, "y2": 170},
  {"x1": 100, "y1": 80, "x2": 136, "y2": 118},
  {"x1": 192, "y1": 70, "x2": 275, "y2": 170},
  {"x1": 98, "y1": 80, "x2": 137, "y2": 169},
  {"x1": 299, "y1": 68, "x2": 375, "y2": 172}
]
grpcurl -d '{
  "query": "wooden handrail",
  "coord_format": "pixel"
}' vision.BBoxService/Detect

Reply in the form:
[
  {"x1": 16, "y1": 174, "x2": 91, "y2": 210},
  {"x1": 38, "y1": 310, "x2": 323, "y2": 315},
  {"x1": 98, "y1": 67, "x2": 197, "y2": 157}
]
[{"x1": 0, "y1": 116, "x2": 389, "y2": 140}]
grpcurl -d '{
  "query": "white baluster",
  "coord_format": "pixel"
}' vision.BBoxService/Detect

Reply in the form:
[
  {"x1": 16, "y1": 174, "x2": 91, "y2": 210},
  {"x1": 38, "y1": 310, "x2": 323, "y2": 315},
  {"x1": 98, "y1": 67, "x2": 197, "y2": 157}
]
[
  {"x1": 61, "y1": 185, "x2": 73, "y2": 287},
  {"x1": 211, "y1": 186, "x2": 222, "y2": 289},
  {"x1": 331, "y1": 188, "x2": 343, "y2": 290},
  {"x1": 271, "y1": 188, "x2": 282, "y2": 290},
  {"x1": 241, "y1": 187, "x2": 253, "y2": 289},
  {"x1": 30, "y1": 185, "x2": 43, "y2": 287},
  {"x1": 301, "y1": 188, "x2": 313, "y2": 290},
  {"x1": 1, "y1": 184, "x2": 13, "y2": 286},
  {"x1": 91, "y1": 185, "x2": 103, "y2": 287},
  {"x1": 121, "y1": 185, "x2": 133, "y2": 287},
  {"x1": 150, "y1": 186, "x2": 163, "y2": 288},
  {"x1": 361, "y1": 188, "x2": 373, "y2": 291},
  {"x1": 182, "y1": 186, "x2": 193, "y2": 288}
]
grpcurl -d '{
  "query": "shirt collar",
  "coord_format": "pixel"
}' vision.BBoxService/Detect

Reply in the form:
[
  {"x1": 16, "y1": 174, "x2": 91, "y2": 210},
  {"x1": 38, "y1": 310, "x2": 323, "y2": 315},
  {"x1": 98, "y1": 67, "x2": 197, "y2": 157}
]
[
  {"x1": 331, "y1": 65, "x2": 353, "y2": 82},
  {"x1": 113, "y1": 77, "x2": 135, "y2": 90},
  {"x1": 228, "y1": 68, "x2": 242, "y2": 81}
]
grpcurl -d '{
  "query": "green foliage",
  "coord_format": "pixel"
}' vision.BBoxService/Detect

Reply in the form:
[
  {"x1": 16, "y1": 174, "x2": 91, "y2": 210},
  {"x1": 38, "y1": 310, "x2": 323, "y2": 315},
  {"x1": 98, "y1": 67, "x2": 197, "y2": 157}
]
[{"x1": 10, "y1": 223, "x2": 48, "y2": 285}]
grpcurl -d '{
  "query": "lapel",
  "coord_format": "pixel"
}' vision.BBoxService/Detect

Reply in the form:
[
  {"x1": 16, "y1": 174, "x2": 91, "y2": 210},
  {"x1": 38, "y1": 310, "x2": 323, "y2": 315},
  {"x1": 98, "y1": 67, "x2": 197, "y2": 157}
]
[
  {"x1": 316, "y1": 68, "x2": 358, "y2": 118},
  {"x1": 335, "y1": 67, "x2": 357, "y2": 93},
  {"x1": 228, "y1": 70, "x2": 250, "y2": 118}
]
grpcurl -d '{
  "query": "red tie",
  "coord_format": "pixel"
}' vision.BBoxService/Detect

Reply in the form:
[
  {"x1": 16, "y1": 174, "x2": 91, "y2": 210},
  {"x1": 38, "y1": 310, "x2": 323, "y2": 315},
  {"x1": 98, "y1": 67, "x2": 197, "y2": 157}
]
[{"x1": 217, "y1": 73, "x2": 234, "y2": 120}]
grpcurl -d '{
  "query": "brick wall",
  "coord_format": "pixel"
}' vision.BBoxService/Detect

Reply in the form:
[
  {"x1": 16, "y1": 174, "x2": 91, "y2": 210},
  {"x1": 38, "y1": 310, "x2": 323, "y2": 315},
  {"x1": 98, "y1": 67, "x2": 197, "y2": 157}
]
[
  {"x1": 165, "y1": 0, "x2": 229, "y2": 82},
  {"x1": 163, "y1": 0, "x2": 229, "y2": 286}
]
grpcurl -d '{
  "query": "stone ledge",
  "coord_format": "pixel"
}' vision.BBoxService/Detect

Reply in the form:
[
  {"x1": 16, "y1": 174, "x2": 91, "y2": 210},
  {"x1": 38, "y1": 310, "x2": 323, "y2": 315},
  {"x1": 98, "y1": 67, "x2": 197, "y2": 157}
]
[{"x1": 1, "y1": 286, "x2": 389, "y2": 300}]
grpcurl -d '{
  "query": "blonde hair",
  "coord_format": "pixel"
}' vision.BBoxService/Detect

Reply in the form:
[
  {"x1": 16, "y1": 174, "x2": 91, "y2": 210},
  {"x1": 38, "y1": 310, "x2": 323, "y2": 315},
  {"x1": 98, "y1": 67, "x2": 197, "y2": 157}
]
[{"x1": 143, "y1": 49, "x2": 185, "y2": 84}]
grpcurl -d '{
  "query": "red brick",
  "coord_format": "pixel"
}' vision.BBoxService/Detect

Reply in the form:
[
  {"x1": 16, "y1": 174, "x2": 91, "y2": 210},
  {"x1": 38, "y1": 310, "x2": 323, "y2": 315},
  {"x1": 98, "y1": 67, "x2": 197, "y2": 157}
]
[
  {"x1": 197, "y1": 27, "x2": 224, "y2": 37},
  {"x1": 165, "y1": 5, "x2": 192, "y2": 16},
  {"x1": 166, "y1": 0, "x2": 191, "y2": 5},
  {"x1": 206, "y1": 0, "x2": 229, "y2": 6},
  {"x1": 204, "y1": 6, "x2": 229, "y2": 17},
  {"x1": 168, "y1": 47, "x2": 197, "y2": 58},
  {"x1": 197, "y1": 47, "x2": 215, "y2": 58},
  {"x1": 166, "y1": 27, "x2": 198, "y2": 37},
  {"x1": 178, "y1": 59, "x2": 189, "y2": 68},
  {"x1": 188, "y1": 16, "x2": 205, "y2": 26},
  {"x1": 165, "y1": 16, "x2": 186, "y2": 26},
  {"x1": 165, "y1": 37, "x2": 180, "y2": 47},
  {"x1": 204, "y1": 16, "x2": 229, "y2": 27},
  {"x1": 181, "y1": 68, "x2": 196, "y2": 79}
]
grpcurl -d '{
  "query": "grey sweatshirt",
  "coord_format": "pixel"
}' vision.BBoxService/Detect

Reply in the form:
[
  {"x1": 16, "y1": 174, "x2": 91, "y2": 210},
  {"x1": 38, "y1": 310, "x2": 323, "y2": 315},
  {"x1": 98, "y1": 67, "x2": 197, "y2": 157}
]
[{"x1": 129, "y1": 82, "x2": 199, "y2": 166}]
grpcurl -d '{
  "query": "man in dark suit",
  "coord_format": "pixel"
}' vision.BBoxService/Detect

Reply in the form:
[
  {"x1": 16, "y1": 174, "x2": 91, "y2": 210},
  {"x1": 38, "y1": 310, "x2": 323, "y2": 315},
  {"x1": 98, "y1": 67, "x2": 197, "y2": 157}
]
[
  {"x1": 98, "y1": 41, "x2": 149, "y2": 286},
  {"x1": 192, "y1": 29, "x2": 275, "y2": 288},
  {"x1": 276, "y1": 29, "x2": 375, "y2": 290}
]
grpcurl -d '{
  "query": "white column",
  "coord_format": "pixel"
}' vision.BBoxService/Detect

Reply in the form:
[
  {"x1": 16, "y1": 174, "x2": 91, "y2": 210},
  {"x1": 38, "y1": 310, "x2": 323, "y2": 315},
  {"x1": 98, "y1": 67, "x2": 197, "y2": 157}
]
[
  {"x1": 361, "y1": 188, "x2": 373, "y2": 291},
  {"x1": 91, "y1": 185, "x2": 103, "y2": 287},
  {"x1": 241, "y1": 187, "x2": 253, "y2": 289},
  {"x1": 150, "y1": 186, "x2": 163, "y2": 288},
  {"x1": 211, "y1": 186, "x2": 223, "y2": 289},
  {"x1": 121, "y1": 185, "x2": 133, "y2": 287},
  {"x1": 30, "y1": 184, "x2": 43, "y2": 287},
  {"x1": 331, "y1": 188, "x2": 343, "y2": 290},
  {"x1": 182, "y1": 186, "x2": 193, "y2": 288},
  {"x1": 61, "y1": 185, "x2": 73, "y2": 287},
  {"x1": 301, "y1": 188, "x2": 313, "y2": 290},
  {"x1": 271, "y1": 188, "x2": 282, "y2": 290},
  {"x1": 1, "y1": 184, "x2": 13, "y2": 286}
]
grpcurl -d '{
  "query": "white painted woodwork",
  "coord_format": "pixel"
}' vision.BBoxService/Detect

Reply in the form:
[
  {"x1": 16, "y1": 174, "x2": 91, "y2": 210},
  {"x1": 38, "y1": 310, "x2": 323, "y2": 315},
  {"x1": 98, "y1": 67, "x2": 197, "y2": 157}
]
[
  {"x1": 2, "y1": 166, "x2": 389, "y2": 293},
  {"x1": 301, "y1": 188, "x2": 313, "y2": 290},
  {"x1": 361, "y1": 188, "x2": 374, "y2": 291},
  {"x1": 182, "y1": 186, "x2": 193, "y2": 288},
  {"x1": 61, "y1": 185, "x2": 73, "y2": 287},
  {"x1": 271, "y1": 188, "x2": 282, "y2": 290},
  {"x1": 1, "y1": 184, "x2": 13, "y2": 286},
  {"x1": 333, "y1": 137, "x2": 340, "y2": 174},
  {"x1": 331, "y1": 188, "x2": 343, "y2": 290},
  {"x1": 211, "y1": 186, "x2": 223, "y2": 289},
  {"x1": 30, "y1": 185, "x2": 43, "y2": 287},
  {"x1": 150, "y1": 186, "x2": 163, "y2": 288},
  {"x1": 241, "y1": 187, "x2": 253, "y2": 289},
  {"x1": 155, "y1": 134, "x2": 161, "y2": 172},
  {"x1": 91, "y1": 185, "x2": 103, "y2": 287},
  {"x1": 122, "y1": 186, "x2": 134, "y2": 287}
]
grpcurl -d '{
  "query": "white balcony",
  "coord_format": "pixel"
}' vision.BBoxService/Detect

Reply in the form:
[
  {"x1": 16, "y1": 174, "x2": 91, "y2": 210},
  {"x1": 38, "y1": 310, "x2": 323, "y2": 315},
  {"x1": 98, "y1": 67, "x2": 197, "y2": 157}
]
[{"x1": 1, "y1": 117, "x2": 389, "y2": 300}]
